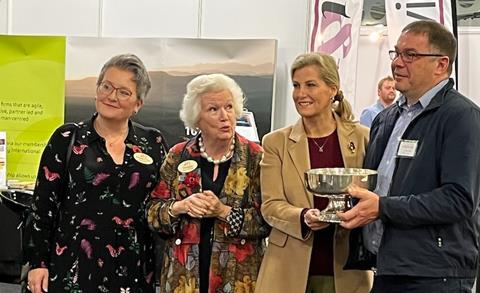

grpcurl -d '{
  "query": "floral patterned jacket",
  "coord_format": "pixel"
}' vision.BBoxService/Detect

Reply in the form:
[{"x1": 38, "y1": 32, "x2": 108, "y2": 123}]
[{"x1": 147, "y1": 133, "x2": 270, "y2": 293}]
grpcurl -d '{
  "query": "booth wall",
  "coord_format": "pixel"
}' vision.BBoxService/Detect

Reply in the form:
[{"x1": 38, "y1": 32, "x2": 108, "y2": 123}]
[{"x1": 1, "y1": 0, "x2": 479, "y2": 130}]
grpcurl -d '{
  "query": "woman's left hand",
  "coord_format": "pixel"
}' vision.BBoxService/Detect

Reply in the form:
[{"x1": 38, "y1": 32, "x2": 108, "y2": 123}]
[
  {"x1": 304, "y1": 209, "x2": 330, "y2": 231},
  {"x1": 199, "y1": 190, "x2": 232, "y2": 219}
]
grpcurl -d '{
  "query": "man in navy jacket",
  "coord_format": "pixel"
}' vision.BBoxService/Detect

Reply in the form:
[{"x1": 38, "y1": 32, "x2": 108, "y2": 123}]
[{"x1": 338, "y1": 20, "x2": 480, "y2": 292}]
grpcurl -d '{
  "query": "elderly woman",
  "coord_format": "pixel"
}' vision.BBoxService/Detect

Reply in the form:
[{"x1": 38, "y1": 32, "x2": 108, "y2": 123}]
[
  {"x1": 147, "y1": 73, "x2": 269, "y2": 293},
  {"x1": 255, "y1": 52, "x2": 373, "y2": 293},
  {"x1": 26, "y1": 53, "x2": 168, "y2": 293}
]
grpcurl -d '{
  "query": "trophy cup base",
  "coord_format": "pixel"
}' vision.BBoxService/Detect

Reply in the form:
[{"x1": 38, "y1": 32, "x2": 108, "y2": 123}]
[
  {"x1": 317, "y1": 213, "x2": 341, "y2": 224},
  {"x1": 313, "y1": 194, "x2": 350, "y2": 224}
]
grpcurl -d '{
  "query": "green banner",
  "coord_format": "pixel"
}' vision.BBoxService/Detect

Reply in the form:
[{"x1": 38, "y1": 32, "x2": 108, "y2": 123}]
[{"x1": 0, "y1": 35, "x2": 66, "y2": 184}]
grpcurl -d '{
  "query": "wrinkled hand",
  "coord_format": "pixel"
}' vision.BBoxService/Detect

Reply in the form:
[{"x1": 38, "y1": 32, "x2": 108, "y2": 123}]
[
  {"x1": 337, "y1": 185, "x2": 380, "y2": 229},
  {"x1": 171, "y1": 193, "x2": 209, "y2": 218},
  {"x1": 199, "y1": 190, "x2": 231, "y2": 219},
  {"x1": 27, "y1": 268, "x2": 49, "y2": 293},
  {"x1": 304, "y1": 209, "x2": 330, "y2": 231}
]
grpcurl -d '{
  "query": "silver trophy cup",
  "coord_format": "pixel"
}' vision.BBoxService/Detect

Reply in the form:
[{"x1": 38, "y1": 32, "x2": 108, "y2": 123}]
[{"x1": 304, "y1": 168, "x2": 377, "y2": 223}]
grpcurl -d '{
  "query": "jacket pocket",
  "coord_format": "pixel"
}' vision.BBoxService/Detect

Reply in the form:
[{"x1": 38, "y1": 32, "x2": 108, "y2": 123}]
[{"x1": 267, "y1": 228, "x2": 287, "y2": 247}]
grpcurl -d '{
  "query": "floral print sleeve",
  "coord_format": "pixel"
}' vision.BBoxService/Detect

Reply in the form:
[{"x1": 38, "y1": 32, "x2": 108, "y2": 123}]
[
  {"x1": 147, "y1": 143, "x2": 185, "y2": 235},
  {"x1": 224, "y1": 140, "x2": 270, "y2": 239}
]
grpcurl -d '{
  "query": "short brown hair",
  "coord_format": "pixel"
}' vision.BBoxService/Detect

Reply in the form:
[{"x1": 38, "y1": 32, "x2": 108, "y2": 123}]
[
  {"x1": 377, "y1": 76, "x2": 395, "y2": 91},
  {"x1": 402, "y1": 20, "x2": 457, "y2": 75}
]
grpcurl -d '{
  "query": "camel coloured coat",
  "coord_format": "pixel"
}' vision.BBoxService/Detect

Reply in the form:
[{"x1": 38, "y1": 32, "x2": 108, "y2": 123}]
[{"x1": 255, "y1": 114, "x2": 373, "y2": 293}]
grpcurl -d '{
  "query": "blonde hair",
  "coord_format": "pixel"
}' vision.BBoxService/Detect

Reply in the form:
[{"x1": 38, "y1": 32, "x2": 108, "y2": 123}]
[
  {"x1": 179, "y1": 73, "x2": 244, "y2": 128},
  {"x1": 291, "y1": 52, "x2": 355, "y2": 122}
]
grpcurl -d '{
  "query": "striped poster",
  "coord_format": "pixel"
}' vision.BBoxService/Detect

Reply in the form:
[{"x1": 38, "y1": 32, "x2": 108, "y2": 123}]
[
  {"x1": 385, "y1": 0, "x2": 455, "y2": 49},
  {"x1": 309, "y1": 0, "x2": 364, "y2": 106}
]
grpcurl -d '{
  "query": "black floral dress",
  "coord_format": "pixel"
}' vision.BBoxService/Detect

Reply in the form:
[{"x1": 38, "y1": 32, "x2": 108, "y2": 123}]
[{"x1": 26, "y1": 115, "x2": 167, "y2": 292}]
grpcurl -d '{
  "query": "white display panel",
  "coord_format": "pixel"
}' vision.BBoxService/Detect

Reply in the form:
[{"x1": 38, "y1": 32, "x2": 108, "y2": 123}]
[
  {"x1": 10, "y1": 0, "x2": 100, "y2": 36},
  {"x1": 201, "y1": 0, "x2": 309, "y2": 128},
  {"x1": 0, "y1": 0, "x2": 7, "y2": 34},
  {"x1": 102, "y1": 0, "x2": 199, "y2": 38},
  {"x1": 457, "y1": 28, "x2": 480, "y2": 107}
]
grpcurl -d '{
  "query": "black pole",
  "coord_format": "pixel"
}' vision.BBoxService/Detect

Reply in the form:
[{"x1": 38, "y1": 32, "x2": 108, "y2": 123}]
[{"x1": 451, "y1": 0, "x2": 458, "y2": 89}]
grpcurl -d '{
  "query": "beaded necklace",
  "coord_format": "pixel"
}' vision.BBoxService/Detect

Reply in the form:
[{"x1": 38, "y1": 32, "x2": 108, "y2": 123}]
[{"x1": 198, "y1": 136, "x2": 235, "y2": 165}]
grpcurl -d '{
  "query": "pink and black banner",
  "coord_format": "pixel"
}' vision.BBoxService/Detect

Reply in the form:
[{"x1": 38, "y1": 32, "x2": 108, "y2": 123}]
[
  {"x1": 309, "y1": 0, "x2": 364, "y2": 105},
  {"x1": 385, "y1": 0, "x2": 455, "y2": 49},
  {"x1": 385, "y1": 0, "x2": 457, "y2": 81}
]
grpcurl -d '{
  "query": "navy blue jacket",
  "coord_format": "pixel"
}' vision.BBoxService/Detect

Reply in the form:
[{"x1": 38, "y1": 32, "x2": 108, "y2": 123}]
[{"x1": 364, "y1": 79, "x2": 480, "y2": 277}]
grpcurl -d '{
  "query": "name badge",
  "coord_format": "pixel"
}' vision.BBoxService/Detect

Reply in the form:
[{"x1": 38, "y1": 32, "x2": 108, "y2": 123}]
[
  {"x1": 134, "y1": 152, "x2": 154, "y2": 165},
  {"x1": 397, "y1": 139, "x2": 418, "y2": 158},
  {"x1": 177, "y1": 160, "x2": 198, "y2": 173}
]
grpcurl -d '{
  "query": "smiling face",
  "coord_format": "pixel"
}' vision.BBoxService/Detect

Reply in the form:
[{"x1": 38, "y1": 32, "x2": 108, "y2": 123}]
[
  {"x1": 391, "y1": 31, "x2": 449, "y2": 102},
  {"x1": 292, "y1": 65, "x2": 337, "y2": 119},
  {"x1": 95, "y1": 67, "x2": 143, "y2": 122},
  {"x1": 197, "y1": 89, "x2": 236, "y2": 144}
]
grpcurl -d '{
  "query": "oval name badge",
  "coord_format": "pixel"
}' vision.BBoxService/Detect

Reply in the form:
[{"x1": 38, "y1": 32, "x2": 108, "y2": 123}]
[
  {"x1": 134, "y1": 152, "x2": 154, "y2": 165},
  {"x1": 178, "y1": 160, "x2": 198, "y2": 173}
]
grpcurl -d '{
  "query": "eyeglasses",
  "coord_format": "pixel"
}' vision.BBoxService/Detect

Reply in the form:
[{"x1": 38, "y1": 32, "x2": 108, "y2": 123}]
[
  {"x1": 388, "y1": 50, "x2": 445, "y2": 63},
  {"x1": 96, "y1": 81, "x2": 134, "y2": 100}
]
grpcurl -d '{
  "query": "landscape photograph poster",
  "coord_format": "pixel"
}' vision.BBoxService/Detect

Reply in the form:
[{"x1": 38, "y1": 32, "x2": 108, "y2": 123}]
[
  {"x1": 0, "y1": 35, "x2": 66, "y2": 183},
  {"x1": 65, "y1": 37, "x2": 277, "y2": 146}
]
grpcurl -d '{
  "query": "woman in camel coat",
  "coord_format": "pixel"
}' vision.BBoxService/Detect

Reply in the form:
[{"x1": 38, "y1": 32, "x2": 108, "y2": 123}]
[{"x1": 255, "y1": 52, "x2": 373, "y2": 293}]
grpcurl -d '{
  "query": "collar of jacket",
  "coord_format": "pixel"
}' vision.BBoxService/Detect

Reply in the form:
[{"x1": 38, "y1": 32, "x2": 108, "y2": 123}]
[
  {"x1": 289, "y1": 111, "x2": 355, "y2": 143},
  {"x1": 393, "y1": 78, "x2": 455, "y2": 116}
]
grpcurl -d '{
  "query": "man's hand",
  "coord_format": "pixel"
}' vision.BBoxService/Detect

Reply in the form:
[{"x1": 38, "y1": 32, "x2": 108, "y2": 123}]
[{"x1": 337, "y1": 185, "x2": 380, "y2": 229}]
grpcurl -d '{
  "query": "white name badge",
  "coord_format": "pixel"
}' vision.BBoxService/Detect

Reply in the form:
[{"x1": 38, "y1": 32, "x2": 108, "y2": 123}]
[
  {"x1": 397, "y1": 139, "x2": 418, "y2": 158},
  {"x1": 134, "y1": 152, "x2": 154, "y2": 165}
]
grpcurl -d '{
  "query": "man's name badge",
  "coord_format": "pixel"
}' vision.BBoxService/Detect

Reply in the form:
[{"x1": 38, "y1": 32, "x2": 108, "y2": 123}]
[
  {"x1": 178, "y1": 160, "x2": 198, "y2": 173},
  {"x1": 397, "y1": 139, "x2": 418, "y2": 158},
  {"x1": 134, "y1": 153, "x2": 154, "y2": 165}
]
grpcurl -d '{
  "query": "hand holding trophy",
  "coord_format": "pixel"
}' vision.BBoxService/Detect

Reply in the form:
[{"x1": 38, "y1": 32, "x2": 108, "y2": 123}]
[{"x1": 304, "y1": 168, "x2": 377, "y2": 223}]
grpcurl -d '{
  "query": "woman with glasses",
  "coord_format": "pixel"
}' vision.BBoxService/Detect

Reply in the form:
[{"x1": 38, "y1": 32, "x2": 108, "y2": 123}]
[{"x1": 25, "y1": 53, "x2": 168, "y2": 293}]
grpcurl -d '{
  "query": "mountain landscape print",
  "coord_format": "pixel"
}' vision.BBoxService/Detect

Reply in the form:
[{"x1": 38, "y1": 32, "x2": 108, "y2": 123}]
[{"x1": 65, "y1": 38, "x2": 277, "y2": 146}]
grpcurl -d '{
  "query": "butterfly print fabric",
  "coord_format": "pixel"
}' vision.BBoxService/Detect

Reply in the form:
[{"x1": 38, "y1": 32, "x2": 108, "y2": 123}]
[{"x1": 26, "y1": 115, "x2": 167, "y2": 292}]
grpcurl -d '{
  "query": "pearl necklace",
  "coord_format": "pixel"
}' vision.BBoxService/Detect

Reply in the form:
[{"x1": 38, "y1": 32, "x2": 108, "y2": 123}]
[{"x1": 198, "y1": 136, "x2": 235, "y2": 165}]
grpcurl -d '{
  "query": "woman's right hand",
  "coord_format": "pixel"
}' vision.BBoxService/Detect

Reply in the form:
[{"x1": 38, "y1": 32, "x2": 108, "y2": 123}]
[
  {"x1": 304, "y1": 209, "x2": 330, "y2": 231},
  {"x1": 171, "y1": 193, "x2": 209, "y2": 218},
  {"x1": 27, "y1": 268, "x2": 49, "y2": 293}
]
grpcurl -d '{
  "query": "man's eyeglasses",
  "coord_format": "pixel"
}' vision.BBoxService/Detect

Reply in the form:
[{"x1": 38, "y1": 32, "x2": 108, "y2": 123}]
[
  {"x1": 96, "y1": 81, "x2": 134, "y2": 100},
  {"x1": 389, "y1": 50, "x2": 445, "y2": 63}
]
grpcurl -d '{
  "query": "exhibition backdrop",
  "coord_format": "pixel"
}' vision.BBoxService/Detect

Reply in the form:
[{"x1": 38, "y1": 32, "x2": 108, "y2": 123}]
[
  {"x1": 0, "y1": 35, "x2": 65, "y2": 183},
  {"x1": 309, "y1": 0, "x2": 364, "y2": 107},
  {"x1": 1, "y1": 36, "x2": 276, "y2": 183},
  {"x1": 65, "y1": 37, "x2": 276, "y2": 146}
]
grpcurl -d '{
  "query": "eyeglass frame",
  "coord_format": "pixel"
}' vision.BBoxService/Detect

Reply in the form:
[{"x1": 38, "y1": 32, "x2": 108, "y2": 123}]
[
  {"x1": 388, "y1": 50, "x2": 446, "y2": 63},
  {"x1": 96, "y1": 80, "x2": 135, "y2": 100}
]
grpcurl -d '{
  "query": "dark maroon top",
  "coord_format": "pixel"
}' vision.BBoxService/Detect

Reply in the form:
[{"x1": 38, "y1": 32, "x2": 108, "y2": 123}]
[{"x1": 306, "y1": 130, "x2": 343, "y2": 276}]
